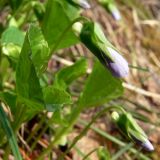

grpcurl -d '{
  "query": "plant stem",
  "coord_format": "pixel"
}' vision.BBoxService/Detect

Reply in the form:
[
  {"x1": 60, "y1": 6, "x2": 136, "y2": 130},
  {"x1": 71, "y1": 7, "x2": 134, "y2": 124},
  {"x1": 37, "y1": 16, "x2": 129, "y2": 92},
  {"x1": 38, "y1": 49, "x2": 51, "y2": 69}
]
[
  {"x1": 26, "y1": 114, "x2": 46, "y2": 143},
  {"x1": 80, "y1": 120, "x2": 151, "y2": 160},
  {"x1": 112, "y1": 143, "x2": 133, "y2": 160},
  {"x1": 58, "y1": 106, "x2": 124, "y2": 160},
  {"x1": 36, "y1": 105, "x2": 123, "y2": 160},
  {"x1": 36, "y1": 17, "x2": 90, "y2": 160},
  {"x1": 31, "y1": 124, "x2": 48, "y2": 151},
  {"x1": 49, "y1": 16, "x2": 88, "y2": 56},
  {"x1": 82, "y1": 148, "x2": 98, "y2": 160},
  {"x1": 0, "y1": 47, "x2": 3, "y2": 90},
  {"x1": 36, "y1": 104, "x2": 84, "y2": 160},
  {"x1": 36, "y1": 14, "x2": 123, "y2": 160}
]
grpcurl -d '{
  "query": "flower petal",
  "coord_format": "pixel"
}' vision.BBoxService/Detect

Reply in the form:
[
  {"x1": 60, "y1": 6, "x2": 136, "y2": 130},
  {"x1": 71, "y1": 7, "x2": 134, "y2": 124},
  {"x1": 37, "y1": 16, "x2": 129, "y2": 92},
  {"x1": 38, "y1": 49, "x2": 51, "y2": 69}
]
[{"x1": 106, "y1": 47, "x2": 129, "y2": 78}]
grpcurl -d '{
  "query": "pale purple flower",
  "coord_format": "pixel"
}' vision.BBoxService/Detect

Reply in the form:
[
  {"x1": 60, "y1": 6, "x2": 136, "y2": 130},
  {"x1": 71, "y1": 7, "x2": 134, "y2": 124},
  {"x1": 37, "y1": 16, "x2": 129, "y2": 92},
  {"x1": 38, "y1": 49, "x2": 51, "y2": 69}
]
[
  {"x1": 141, "y1": 139, "x2": 154, "y2": 151},
  {"x1": 106, "y1": 47, "x2": 129, "y2": 78},
  {"x1": 111, "y1": 7, "x2": 121, "y2": 21},
  {"x1": 131, "y1": 135, "x2": 154, "y2": 152},
  {"x1": 108, "y1": 3, "x2": 121, "y2": 21},
  {"x1": 78, "y1": 0, "x2": 91, "y2": 9}
]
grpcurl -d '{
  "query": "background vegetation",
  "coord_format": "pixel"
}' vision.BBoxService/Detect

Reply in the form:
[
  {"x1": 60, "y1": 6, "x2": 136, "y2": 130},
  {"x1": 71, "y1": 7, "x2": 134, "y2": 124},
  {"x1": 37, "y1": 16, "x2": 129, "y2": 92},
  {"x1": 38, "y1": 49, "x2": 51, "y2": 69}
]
[{"x1": 0, "y1": 0, "x2": 160, "y2": 159}]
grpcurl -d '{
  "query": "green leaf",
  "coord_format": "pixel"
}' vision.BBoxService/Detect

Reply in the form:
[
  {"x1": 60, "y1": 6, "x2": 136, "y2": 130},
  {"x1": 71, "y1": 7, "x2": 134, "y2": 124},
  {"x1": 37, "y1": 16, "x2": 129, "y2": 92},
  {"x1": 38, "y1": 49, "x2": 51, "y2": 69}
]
[
  {"x1": 45, "y1": 58, "x2": 87, "y2": 118},
  {"x1": 8, "y1": 0, "x2": 23, "y2": 11},
  {"x1": 0, "y1": 91, "x2": 17, "y2": 115},
  {"x1": 1, "y1": 26, "x2": 25, "y2": 61},
  {"x1": 43, "y1": 86, "x2": 72, "y2": 112},
  {"x1": 0, "y1": 105, "x2": 22, "y2": 160},
  {"x1": 50, "y1": 109, "x2": 68, "y2": 126},
  {"x1": 1, "y1": 26, "x2": 24, "y2": 46},
  {"x1": 42, "y1": 0, "x2": 79, "y2": 50},
  {"x1": 27, "y1": 24, "x2": 50, "y2": 74},
  {"x1": 16, "y1": 26, "x2": 44, "y2": 111},
  {"x1": 54, "y1": 58, "x2": 87, "y2": 89},
  {"x1": 78, "y1": 61, "x2": 123, "y2": 107}
]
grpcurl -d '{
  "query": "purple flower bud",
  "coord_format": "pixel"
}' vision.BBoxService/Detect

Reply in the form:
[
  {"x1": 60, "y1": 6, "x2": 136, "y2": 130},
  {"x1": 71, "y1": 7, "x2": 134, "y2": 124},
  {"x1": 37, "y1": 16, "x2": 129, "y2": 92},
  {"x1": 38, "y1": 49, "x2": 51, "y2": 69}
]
[
  {"x1": 78, "y1": 0, "x2": 91, "y2": 9},
  {"x1": 131, "y1": 135, "x2": 154, "y2": 152},
  {"x1": 105, "y1": 47, "x2": 129, "y2": 78},
  {"x1": 108, "y1": 4, "x2": 121, "y2": 21},
  {"x1": 141, "y1": 139, "x2": 154, "y2": 151},
  {"x1": 111, "y1": 7, "x2": 121, "y2": 21}
]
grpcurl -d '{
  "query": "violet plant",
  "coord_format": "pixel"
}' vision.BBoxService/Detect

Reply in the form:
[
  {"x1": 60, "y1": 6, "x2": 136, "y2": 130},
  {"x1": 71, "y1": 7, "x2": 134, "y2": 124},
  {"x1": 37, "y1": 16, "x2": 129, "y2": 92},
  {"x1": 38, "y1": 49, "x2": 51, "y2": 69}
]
[
  {"x1": 0, "y1": 0, "x2": 154, "y2": 159},
  {"x1": 73, "y1": 21, "x2": 129, "y2": 77}
]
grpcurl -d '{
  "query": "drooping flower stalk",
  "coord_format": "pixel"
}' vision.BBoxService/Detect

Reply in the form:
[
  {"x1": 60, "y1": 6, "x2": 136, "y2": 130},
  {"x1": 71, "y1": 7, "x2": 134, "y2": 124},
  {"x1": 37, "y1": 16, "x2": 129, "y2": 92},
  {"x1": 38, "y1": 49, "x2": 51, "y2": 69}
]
[
  {"x1": 73, "y1": 21, "x2": 129, "y2": 78},
  {"x1": 112, "y1": 111, "x2": 154, "y2": 151}
]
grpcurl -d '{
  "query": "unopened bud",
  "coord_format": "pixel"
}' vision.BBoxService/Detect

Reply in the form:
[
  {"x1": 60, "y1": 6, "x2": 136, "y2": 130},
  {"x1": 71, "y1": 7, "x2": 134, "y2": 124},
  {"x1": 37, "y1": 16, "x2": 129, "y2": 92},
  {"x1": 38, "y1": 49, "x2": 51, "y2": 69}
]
[
  {"x1": 112, "y1": 112, "x2": 154, "y2": 151},
  {"x1": 106, "y1": 47, "x2": 129, "y2": 77},
  {"x1": 71, "y1": 0, "x2": 91, "y2": 9},
  {"x1": 72, "y1": 22, "x2": 83, "y2": 35},
  {"x1": 78, "y1": 21, "x2": 129, "y2": 78},
  {"x1": 131, "y1": 136, "x2": 154, "y2": 152},
  {"x1": 98, "y1": 0, "x2": 121, "y2": 21},
  {"x1": 108, "y1": 3, "x2": 121, "y2": 21},
  {"x1": 78, "y1": 0, "x2": 91, "y2": 9},
  {"x1": 111, "y1": 111, "x2": 119, "y2": 121}
]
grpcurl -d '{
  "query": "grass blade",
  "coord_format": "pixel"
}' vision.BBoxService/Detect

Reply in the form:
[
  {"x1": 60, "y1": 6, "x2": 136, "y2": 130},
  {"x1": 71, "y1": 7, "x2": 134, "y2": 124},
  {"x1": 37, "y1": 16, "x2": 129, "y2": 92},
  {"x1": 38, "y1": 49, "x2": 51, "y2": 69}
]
[
  {"x1": 112, "y1": 143, "x2": 133, "y2": 160},
  {"x1": 0, "y1": 105, "x2": 22, "y2": 160}
]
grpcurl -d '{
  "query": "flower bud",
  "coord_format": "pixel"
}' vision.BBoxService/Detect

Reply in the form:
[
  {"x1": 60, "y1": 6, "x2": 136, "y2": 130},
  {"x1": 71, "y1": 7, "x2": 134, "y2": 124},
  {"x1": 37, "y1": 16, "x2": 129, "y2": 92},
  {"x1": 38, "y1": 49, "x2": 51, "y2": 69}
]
[
  {"x1": 72, "y1": 22, "x2": 83, "y2": 36},
  {"x1": 70, "y1": 0, "x2": 91, "y2": 9},
  {"x1": 78, "y1": 0, "x2": 91, "y2": 9},
  {"x1": 108, "y1": 3, "x2": 121, "y2": 21},
  {"x1": 98, "y1": 0, "x2": 121, "y2": 20},
  {"x1": 78, "y1": 21, "x2": 129, "y2": 78},
  {"x1": 111, "y1": 111, "x2": 154, "y2": 151},
  {"x1": 106, "y1": 47, "x2": 129, "y2": 77}
]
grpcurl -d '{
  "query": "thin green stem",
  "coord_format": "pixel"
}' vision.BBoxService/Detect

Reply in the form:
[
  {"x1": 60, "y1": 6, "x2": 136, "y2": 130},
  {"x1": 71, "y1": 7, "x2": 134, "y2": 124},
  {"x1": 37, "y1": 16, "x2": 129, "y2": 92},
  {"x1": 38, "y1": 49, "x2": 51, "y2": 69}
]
[
  {"x1": 36, "y1": 105, "x2": 123, "y2": 160},
  {"x1": 82, "y1": 148, "x2": 98, "y2": 160},
  {"x1": 36, "y1": 17, "x2": 90, "y2": 160},
  {"x1": 58, "y1": 106, "x2": 124, "y2": 160},
  {"x1": 31, "y1": 124, "x2": 48, "y2": 151},
  {"x1": 49, "y1": 16, "x2": 88, "y2": 56},
  {"x1": 26, "y1": 114, "x2": 46, "y2": 143},
  {"x1": 36, "y1": 105, "x2": 84, "y2": 160},
  {"x1": 128, "y1": 65, "x2": 149, "y2": 72},
  {"x1": 74, "y1": 145, "x2": 91, "y2": 160},
  {"x1": 112, "y1": 143, "x2": 133, "y2": 160},
  {"x1": 67, "y1": 106, "x2": 123, "y2": 152},
  {"x1": 0, "y1": 47, "x2": 3, "y2": 90},
  {"x1": 80, "y1": 120, "x2": 151, "y2": 160}
]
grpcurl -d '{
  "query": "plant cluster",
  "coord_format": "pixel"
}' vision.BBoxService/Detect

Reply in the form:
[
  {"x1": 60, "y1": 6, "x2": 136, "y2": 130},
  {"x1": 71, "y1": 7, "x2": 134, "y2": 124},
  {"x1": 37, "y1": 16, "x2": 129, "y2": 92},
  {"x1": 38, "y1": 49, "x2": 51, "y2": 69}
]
[{"x1": 0, "y1": 0, "x2": 154, "y2": 159}]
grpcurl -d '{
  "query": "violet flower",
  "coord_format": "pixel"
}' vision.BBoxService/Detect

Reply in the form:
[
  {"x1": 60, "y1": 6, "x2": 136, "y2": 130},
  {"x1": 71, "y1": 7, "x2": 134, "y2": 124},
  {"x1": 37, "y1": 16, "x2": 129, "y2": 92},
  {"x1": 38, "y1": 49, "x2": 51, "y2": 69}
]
[
  {"x1": 71, "y1": 0, "x2": 91, "y2": 9},
  {"x1": 108, "y1": 3, "x2": 121, "y2": 21},
  {"x1": 74, "y1": 21, "x2": 129, "y2": 78},
  {"x1": 98, "y1": 0, "x2": 121, "y2": 21},
  {"x1": 131, "y1": 134, "x2": 154, "y2": 151},
  {"x1": 78, "y1": 0, "x2": 91, "y2": 9},
  {"x1": 105, "y1": 47, "x2": 129, "y2": 77},
  {"x1": 112, "y1": 111, "x2": 154, "y2": 151}
]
